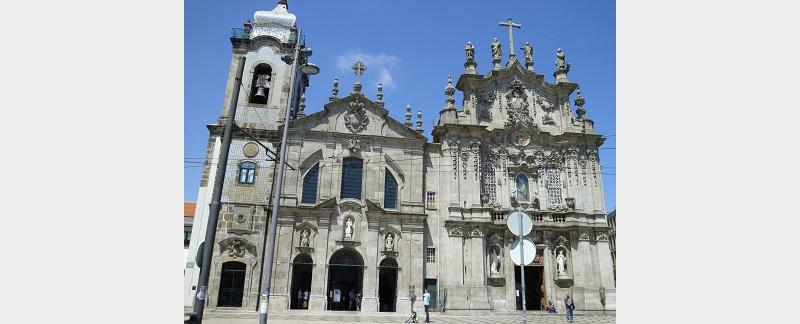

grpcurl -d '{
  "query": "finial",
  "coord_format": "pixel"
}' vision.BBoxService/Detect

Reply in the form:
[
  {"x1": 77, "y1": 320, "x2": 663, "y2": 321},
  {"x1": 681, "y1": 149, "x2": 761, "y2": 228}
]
[
  {"x1": 405, "y1": 104, "x2": 413, "y2": 127},
  {"x1": 351, "y1": 60, "x2": 366, "y2": 93},
  {"x1": 297, "y1": 93, "x2": 306, "y2": 117},
  {"x1": 574, "y1": 86, "x2": 586, "y2": 120},
  {"x1": 329, "y1": 78, "x2": 339, "y2": 102},
  {"x1": 416, "y1": 110, "x2": 423, "y2": 133},
  {"x1": 376, "y1": 83, "x2": 384, "y2": 106},
  {"x1": 444, "y1": 74, "x2": 456, "y2": 108}
]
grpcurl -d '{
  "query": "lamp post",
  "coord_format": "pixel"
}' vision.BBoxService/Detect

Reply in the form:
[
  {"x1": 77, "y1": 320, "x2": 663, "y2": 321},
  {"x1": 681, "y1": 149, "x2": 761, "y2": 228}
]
[{"x1": 258, "y1": 28, "x2": 318, "y2": 324}]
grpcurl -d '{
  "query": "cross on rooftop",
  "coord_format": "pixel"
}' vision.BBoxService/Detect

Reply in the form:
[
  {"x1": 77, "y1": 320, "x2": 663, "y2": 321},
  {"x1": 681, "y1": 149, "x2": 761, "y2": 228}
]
[
  {"x1": 499, "y1": 18, "x2": 522, "y2": 58},
  {"x1": 352, "y1": 60, "x2": 367, "y2": 84}
]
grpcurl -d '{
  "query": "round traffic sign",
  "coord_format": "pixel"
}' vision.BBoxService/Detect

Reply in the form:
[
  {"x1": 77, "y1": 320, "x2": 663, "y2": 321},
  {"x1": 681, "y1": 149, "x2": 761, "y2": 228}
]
[
  {"x1": 510, "y1": 237, "x2": 536, "y2": 266},
  {"x1": 506, "y1": 210, "x2": 533, "y2": 236}
]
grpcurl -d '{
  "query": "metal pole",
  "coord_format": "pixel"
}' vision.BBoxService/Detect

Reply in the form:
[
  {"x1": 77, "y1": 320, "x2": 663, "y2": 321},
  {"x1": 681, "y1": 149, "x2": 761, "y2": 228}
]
[
  {"x1": 518, "y1": 210, "x2": 527, "y2": 324},
  {"x1": 193, "y1": 55, "x2": 247, "y2": 324},
  {"x1": 258, "y1": 29, "x2": 302, "y2": 324}
]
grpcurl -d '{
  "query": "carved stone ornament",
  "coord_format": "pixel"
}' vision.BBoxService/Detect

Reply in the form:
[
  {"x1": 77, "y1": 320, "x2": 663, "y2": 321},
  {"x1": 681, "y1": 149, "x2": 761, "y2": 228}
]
[
  {"x1": 235, "y1": 214, "x2": 246, "y2": 223},
  {"x1": 345, "y1": 138, "x2": 361, "y2": 152},
  {"x1": 508, "y1": 128, "x2": 531, "y2": 147},
  {"x1": 505, "y1": 80, "x2": 534, "y2": 127},
  {"x1": 344, "y1": 97, "x2": 369, "y2": 133},
  {"x1": 596, "y1": 232, "x2": 609, "y2": 241},
  {"x1": 228, "y1": 239, "x2": 247, "y2": 258},
  {"x1": 489, "y1": 233, "x2": 503, "y2": 245},
  {"x1": 556, "y1": 235, "x2": 569, "y2": 247},
  {"x1": 471, "y1": 226, "x2": 483, "y2": 237},
  {"x1": 449, "y1": 226, "x2": 463, "y2": 236},
  {"x1": 578, "y1": 232, "x2": 591, "y2": 241},
  {"x1": 243, "y1": 142, "x2": 259, "y2": 158}
]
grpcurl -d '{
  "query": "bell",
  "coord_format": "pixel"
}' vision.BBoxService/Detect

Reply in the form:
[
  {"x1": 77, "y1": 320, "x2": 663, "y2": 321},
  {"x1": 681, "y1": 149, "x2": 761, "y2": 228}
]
[{"x1": 253, "y1": 86, "x2": 268, "y2": 101}]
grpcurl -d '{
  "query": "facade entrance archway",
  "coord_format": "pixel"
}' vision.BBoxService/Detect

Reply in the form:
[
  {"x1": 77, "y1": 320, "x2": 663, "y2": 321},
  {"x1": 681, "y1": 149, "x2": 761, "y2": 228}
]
[
  {"x1": 217, "y1": 261, "x2": 246, "y2": 307},
  {"x1": 514, "y1": 265, "x2": 545, "y2": 310},
  {"x1": 290, "y1": 254, "x2": 313, "y2": 309},
  {"x1": 326, "y1": 248, "x2": 364, "y2": 311},
  {"x1": 378, "y1": 258, "x2": 398, "y2": 312}
]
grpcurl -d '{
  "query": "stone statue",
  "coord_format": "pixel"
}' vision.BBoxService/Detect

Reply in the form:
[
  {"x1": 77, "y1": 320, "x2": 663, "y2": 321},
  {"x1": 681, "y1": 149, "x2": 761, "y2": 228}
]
[
  {"x1": 490, "y1": 246, "x2": 502, "y2": 274},
  {"x1": 465, "y1": 41, "x2": 475, "y2": 61},
  {"x1": 521, "y1": 41, "x2": 533, "y2": 64},
  {"x1": 555, "y1": 48, "x2": 569, "y2": 71},
  {"x1": 299, "y1": 229, "x2": 310, "y2": 247},
  {"x1": 491, "y1": 38, "x2": 502, "y2": 60},
  {"x1": 385, "y1": 233, "x2": 394, "y2": 251},
  {"x1": 556, "y1": 250, "x2": 566, "y2": 274},
  {"x1": 344, "y1": 217, "x2": 354, "y2": 238}
]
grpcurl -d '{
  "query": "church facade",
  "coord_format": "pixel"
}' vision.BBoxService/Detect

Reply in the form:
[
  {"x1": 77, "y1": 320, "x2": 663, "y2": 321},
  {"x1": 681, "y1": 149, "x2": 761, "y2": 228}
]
[{"x1": 184, "y1": 1, "x2": 615, "y2": 315}]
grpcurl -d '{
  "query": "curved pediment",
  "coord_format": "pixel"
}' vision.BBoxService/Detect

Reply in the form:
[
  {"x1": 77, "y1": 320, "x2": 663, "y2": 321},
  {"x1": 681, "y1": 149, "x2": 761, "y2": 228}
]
[{"x1": 289, "y1": 93, "x2": 427, "y2": 140}]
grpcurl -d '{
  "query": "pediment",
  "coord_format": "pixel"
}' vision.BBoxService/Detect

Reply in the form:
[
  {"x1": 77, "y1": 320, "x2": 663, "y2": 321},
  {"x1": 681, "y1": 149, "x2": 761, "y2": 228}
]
[{"x1": 289, "y1": 93, "x2": 427, "y2": 140}]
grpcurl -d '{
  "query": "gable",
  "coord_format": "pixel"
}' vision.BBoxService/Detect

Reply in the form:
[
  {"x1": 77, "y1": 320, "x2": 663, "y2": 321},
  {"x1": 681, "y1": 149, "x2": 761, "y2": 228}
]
[{"x1": 289, "y1": 93, "x2": 427, "y2": 140}]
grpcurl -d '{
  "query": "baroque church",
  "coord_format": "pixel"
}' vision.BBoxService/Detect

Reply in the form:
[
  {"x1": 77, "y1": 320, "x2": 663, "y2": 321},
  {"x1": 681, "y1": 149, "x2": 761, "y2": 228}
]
[{"x1": 184, "y1": 1, "x2": 615, "y2": 315}]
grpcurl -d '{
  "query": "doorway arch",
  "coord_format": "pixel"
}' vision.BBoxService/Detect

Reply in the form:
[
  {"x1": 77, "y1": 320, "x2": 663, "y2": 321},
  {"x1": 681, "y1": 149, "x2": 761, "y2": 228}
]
[
  {"x1": 217, "y1": 261, "x2": 246, "y2": 307},
  {"x1": 326, "y1": 248, "x2": 364, "y2": 311},
  {"x1": 290, "y1": 254, "x2": 313, "y2": 309},
  {"x1": 378, "y1": 258, "x2": 398, "y2": 312}
]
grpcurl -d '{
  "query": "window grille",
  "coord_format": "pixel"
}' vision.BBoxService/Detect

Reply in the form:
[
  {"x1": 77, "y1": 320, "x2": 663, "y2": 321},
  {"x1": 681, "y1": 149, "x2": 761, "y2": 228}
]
[
  {"x1": 546, "y1": 168, "x2": 562, "y2": 206},
  {"x1": 480, "y1": 160, "x2": 497, "y2": 204},
  {"x1": 426, "y1": 192, "x2": 436, "y2": 209},
  {"x1": 301, "y1": 164, "x2": 319, "y2": 204},
  {"x1": 426, "y1": 247, "x2": 436, "y2": 263},
  {"x1": 238, "y1": 162, "x2": 256, "y2": 184},
  {"x1": 340, "y1": 157, "x2": 363, "y2": 199},
  {"x1": 384, "y1": 169, "x2": 398, "y2": 209}
]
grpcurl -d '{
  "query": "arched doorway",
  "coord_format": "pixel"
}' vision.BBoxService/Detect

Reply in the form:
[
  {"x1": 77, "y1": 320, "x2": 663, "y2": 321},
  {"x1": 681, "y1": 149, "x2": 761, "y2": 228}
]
[
  {"x1": 378, "y1": 258, "x2": 398, "y2": 312},
  {"x1": 290, "y1": 254, "x2": 313, "y2": 309},
  {"x1": 218, "y1": 261, "x2": 246, "y2": 307},
  {"x1": 327, "y1": 249, "x2": 364, "y2": 311}
]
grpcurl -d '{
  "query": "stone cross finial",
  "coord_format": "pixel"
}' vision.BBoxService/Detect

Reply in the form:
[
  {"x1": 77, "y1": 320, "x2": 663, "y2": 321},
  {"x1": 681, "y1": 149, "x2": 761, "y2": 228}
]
[
  {"x1": 444, "y1": 74, "x2": 456, "y2": 107},
  {"x1": 329, "y1": 78, "x2": 339, "y2": 102},
  {"x1": 352, "y1": 60, "x2": 366, "y2": 93},
  {"x1": 499, "y1": 18, "x2": 522, "y2": 61},
  {"x1": 405, "y1": 104, "x2": 413, "y2": 127},
  {"x1": 376, "y1": 83, "x2": 384, "y2": 106},
  {"x1": 297, "y1": 93, "x2": 306, "y2": 116},
  {"x1": 416, "y1": 110, "x2": 423, "y2": 133}
]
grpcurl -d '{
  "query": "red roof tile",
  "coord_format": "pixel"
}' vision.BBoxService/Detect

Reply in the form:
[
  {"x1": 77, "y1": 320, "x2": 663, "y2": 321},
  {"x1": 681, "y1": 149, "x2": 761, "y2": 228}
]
[{"x1": 184, "y1": 202, "x2": 197, "y2": 218}]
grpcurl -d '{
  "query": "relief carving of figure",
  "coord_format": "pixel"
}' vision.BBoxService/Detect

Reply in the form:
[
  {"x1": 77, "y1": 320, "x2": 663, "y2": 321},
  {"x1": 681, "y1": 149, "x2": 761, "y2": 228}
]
[
  {"x1": 491, "y1": 38, "x2": 502, "y2": 60},
  {"x1": 385, "y1": 233, "x2": 394, "y2": 251},
  {"x1": 556, "y1": 250, "x2": 567, "y2": 274},
  {"x1": 465, "y1": 41, "x2": 475, "y2": 61},
  {"x1": 299, "y1": 229, "x2": 310, "y2": 247},
  {"x1": 344, "y1": 217, "x2": 354, "y2": 238}
]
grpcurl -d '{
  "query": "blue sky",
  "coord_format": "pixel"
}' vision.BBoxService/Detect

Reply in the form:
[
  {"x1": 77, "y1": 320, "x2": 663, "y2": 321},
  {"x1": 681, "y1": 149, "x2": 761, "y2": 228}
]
[{"x1": 185, "y1": 0, "x2": 616, "y2": 211}]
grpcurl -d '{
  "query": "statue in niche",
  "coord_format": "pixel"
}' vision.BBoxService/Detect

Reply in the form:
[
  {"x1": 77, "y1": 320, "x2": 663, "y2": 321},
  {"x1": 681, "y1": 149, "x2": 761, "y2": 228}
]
[
  {"x1": 490, "y1": 246, "x2": 502, "y2": 274},
  {"x1": 465, "y1": 41, "x2": 475, "y2": 61},
  {"x1": 299, "y1": 229, "x2": 310, "y2": 247},
  {"x1": 556, "y1": 250, "x2": 567, "y2": 274},
  {"x1": 344, "y1": 217, "x2": 354, "y2": 238},
  {"x1": 491, "y1": 38, "x2": 502, "y2": 60},
  {"x1": 385, "y1": 233, "x2": 394, "y2": 251}
]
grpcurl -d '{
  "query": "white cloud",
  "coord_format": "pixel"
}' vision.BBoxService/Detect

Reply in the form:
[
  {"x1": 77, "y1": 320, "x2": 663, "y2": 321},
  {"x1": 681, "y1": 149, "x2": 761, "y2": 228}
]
[{"x1": 335, "y1": 50, "x2": 400, "y2": 90}]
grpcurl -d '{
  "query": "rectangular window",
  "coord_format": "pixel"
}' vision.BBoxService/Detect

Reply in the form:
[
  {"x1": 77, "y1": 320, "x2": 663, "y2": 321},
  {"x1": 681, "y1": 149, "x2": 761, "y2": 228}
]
[
  {"x1": 238, "y1": 162, "x2": 256, "y2": 184},
  {"x1": 340, "y1": 157, "x2": 363, "y2": 199},
  {"x1": 546, "y1": 168, "x2": 563, "y2": 206},
  {"x1": 426, "y1": 247, "x2": 436, "y2": 263},
  {"x1": 384, "y1": 169, "x2": 398, "y2": 209},
  {"x1": 426, "y1": 192, "x2": 436, "y2": 209},
  {"x1": 301, "y1": 164, "x2": 320, "y2": 204},
  {"x1": 184, "y1": 227, "x2": 192, "y2": 247}
]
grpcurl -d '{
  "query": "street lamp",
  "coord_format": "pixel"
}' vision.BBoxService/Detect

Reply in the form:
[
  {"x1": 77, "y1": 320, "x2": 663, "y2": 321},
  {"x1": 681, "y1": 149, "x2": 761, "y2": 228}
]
[{"x1": 258, "y1": 29, "x2": 318, "y2": 324}]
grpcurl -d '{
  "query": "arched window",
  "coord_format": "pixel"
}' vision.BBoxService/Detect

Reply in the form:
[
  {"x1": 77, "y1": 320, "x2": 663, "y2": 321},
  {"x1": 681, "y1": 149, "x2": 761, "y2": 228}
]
[
  {"x1": 515, "y1": 173, "x2": 529, "y2": 201},
  {"x1": 340, "y1": 157, "x2": 363, "y2": 199},
  {"x1": 301, "y1": 164, "x2": 319, "y2": 204},
  {"x1": 239, "y1": 162, "x2": 256, "y2": 184},
  {"x1": 384, "y1": 169, "x2": 398, "y2": 209},
  {"x1": 250, "y1": 64, "x2": 272, "y2": 104}
]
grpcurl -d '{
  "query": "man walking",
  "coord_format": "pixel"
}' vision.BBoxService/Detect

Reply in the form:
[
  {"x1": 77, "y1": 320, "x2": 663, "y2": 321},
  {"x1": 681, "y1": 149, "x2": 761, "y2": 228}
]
[{"x1": 422, "y1": 288, "x2": 431, "y2": 323}]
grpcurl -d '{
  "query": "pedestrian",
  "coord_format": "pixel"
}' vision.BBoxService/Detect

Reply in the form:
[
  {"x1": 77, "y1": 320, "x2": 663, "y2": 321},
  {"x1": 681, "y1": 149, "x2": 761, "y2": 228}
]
[
  {"x1": 564, "y1": 294, "x2": 575, "y2": 323},
  {"x1": 349, "y1": 289, "x2": 356, "y2": 310},
  {"x1": 356, "y1": 291, "x2": 362, "y2": 311},
  {"x1": 547, "y1": 300, "x2": 557, "y2": 313},
  {"x1": 422, "y1": 288, "x2": 431, "y2": 323},
  {"x1": 303, "y1": 290, "x2": 310, "y2": 309}
]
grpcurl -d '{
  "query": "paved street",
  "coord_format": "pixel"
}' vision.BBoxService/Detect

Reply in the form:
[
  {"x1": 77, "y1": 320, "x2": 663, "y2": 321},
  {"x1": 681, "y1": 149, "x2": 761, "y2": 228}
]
[{"x1": 200, "y1": 313, "x2": 616, "y2": 324}]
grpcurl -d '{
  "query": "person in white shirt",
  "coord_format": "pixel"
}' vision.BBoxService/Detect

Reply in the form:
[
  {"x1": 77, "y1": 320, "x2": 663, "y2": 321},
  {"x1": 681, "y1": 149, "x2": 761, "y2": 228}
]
[{"x1": 422, "y1": 288, "x2": 431, "y2": 323}]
